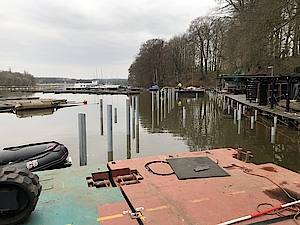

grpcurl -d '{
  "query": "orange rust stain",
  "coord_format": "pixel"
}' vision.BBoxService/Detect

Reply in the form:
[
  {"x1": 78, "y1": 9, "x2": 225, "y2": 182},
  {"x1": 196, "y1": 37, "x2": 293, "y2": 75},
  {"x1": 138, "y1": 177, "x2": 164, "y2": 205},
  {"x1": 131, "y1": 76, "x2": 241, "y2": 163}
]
[
  {"x1": 260, "y1": 166, "x2": 277, "y2": 172},
  {"x1": 279, "y1": 181, "x2": 288, "y2": 185}
]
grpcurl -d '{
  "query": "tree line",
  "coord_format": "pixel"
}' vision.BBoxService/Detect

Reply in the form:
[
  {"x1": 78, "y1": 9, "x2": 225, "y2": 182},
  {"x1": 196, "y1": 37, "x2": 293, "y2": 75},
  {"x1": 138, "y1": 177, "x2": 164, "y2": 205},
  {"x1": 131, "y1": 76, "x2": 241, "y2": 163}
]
[
  {"x1": 128, "y1": 0, "x2": 300, "y2": 88},
  {"x1": 0, "y1": 70, "x2": 35, "y2": 86}
]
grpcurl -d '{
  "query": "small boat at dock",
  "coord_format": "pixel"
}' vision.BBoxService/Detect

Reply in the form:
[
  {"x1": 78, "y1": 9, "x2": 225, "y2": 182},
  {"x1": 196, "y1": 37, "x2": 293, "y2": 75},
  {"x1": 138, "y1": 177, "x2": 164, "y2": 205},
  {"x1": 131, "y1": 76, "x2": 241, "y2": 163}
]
[
  {"x1": 177, "y1": 86, "x2": 205, "y2": 98},
  {"x1": 0, "y1": 141, "x2": 71, "y2": 171},
  {"x1": 148, "y1": 85, "x2": 159, "y2": 92}
]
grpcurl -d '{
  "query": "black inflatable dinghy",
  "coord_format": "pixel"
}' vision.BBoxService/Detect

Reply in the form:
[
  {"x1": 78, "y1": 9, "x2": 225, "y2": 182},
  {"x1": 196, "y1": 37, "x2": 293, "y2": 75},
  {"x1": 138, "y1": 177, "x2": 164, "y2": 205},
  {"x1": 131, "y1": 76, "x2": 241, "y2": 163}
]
[{"x1": 0, "y1": 141, "x2": 71, "y2": 171}]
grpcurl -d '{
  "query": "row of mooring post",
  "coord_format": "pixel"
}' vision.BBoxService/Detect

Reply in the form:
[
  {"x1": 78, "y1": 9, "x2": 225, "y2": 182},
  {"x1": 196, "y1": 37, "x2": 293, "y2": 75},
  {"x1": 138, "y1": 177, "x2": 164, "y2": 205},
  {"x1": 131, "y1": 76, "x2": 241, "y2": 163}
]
[
  {"x1": 78, "y1": 96, "x2": 140, "y2": 166},
  {"x1": 150, "y1": 88, "x2": 176, "y2": 130},
  {"x1": 215, "y1": 93, "x2": 278, "y2": 144}
]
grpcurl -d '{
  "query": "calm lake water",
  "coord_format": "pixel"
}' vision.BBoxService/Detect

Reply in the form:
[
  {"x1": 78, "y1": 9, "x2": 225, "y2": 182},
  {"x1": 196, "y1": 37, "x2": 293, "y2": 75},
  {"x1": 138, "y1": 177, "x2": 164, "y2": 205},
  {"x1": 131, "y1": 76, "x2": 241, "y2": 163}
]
[{"x1": 1, "y1": 91, "x2": 300, "y2": 173}]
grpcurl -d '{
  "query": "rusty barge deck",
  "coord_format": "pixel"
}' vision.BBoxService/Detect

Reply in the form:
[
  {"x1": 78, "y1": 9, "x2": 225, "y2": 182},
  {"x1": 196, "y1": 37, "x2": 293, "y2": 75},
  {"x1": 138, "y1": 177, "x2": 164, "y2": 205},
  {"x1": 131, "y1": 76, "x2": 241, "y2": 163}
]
[{"x1": 25, "y1": 148, "x2": 300, "y2": 225}]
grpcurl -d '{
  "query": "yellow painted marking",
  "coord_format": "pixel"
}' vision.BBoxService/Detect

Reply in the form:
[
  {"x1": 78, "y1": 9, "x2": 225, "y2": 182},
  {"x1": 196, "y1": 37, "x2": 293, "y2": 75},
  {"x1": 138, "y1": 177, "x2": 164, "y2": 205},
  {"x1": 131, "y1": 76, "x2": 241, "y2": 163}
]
[
  {"x1": 97, "y1": 213, "x2": 123, "y2": 221},
  {"x1": 146, "y1": 205, "x2": 168, "y2": 212},
  {"x1": 190, "y1": 198, "x2": 209, "y2": 203},
  {"x1": 140, "y1": 215, "x2": 146, "y2": 221},
  {"x1": 230, "y1": 190, "x2": 246, "y2": 195},
  {"x1": 262, "y1": 185, "x2": 277, "y2": 190}
]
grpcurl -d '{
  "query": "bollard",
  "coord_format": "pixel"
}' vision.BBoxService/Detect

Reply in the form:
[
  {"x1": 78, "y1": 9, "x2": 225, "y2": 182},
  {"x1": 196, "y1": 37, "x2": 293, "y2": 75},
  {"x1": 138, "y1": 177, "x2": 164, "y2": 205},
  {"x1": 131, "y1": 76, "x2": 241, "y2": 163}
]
[
  {"x1": 245, "y1": 151, "x2": 252, "y2": 163},
  {"x1": 237, "y1": 148, "x2": 242, "y2": 160},
  {"x1": 107, "y1": 105, "x2": 113, "y2": 161},
  {"x1": 78, "y1": 113, "x2": 87, "y2": 166}
]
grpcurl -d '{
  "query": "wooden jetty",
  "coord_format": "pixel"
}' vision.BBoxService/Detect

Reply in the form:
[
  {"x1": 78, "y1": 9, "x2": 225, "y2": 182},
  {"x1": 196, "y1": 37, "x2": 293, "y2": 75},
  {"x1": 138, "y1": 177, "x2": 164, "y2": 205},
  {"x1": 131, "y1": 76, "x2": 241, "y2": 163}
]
[
  {"x1": 217, "y1": 93, "x2": 300, "y2": 128},
  {"x1": 24, "y1": 148, "x2": 300, "y2": 225}
]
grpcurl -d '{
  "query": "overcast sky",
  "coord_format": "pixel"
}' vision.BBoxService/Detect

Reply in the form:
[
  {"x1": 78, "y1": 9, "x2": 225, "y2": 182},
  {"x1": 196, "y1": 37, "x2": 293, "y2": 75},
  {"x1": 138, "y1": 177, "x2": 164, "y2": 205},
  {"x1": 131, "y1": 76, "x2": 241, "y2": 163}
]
[{"x1": 0, "y1": 1, "x2": 218, "y2": 79}]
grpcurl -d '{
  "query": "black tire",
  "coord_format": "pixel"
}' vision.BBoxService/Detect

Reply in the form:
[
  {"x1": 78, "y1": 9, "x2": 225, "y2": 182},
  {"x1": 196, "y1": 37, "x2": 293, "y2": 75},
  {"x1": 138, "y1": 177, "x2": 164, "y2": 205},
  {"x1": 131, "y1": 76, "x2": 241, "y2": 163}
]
[{"x1": 0, "y1": 167, "x2": 42, "y2": 225}]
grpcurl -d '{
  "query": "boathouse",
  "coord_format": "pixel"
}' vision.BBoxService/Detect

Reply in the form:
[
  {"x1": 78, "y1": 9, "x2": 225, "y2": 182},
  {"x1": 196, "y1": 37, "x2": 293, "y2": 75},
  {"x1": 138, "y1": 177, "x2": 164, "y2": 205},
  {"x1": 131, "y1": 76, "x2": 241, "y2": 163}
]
[{"x1": 220, "y1": 73, "x2": 300, "y2": 112}]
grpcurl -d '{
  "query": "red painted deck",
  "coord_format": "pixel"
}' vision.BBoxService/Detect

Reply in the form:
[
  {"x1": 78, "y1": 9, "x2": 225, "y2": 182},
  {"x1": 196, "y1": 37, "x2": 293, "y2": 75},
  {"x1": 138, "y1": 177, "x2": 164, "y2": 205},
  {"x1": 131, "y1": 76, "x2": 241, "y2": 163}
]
[{"x1": 100, "y1": 148, "x2": 300, "y2": 225}]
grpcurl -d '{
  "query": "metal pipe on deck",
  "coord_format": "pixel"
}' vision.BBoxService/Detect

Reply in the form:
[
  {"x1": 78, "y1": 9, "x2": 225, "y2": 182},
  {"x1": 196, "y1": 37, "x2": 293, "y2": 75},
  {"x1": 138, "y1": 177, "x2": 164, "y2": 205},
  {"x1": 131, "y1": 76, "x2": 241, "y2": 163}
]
[{"x1": 78, "y1": 113, "x2": 87, "y2": 166}]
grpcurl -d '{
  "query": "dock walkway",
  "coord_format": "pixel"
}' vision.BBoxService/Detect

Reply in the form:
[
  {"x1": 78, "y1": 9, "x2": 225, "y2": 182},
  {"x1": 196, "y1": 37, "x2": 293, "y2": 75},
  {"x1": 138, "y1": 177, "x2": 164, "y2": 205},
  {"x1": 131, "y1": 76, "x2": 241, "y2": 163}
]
[{"x1": 223, "y1": 94, "x2": 300, "y2": 127}]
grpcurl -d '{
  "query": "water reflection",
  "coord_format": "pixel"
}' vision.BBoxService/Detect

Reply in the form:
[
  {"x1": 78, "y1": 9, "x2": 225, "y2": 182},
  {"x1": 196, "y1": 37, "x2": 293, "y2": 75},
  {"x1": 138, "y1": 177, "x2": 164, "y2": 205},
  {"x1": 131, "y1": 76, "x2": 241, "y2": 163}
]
[
  {"x1": 0, "y1": 90, "x2": 299, "y2": 173},
  {"x1": 138, "y1": 91, "x2": 300, "y2": 173},
  {"x1": 15, "y1": 108, "x2": 55, "y2": 118}
]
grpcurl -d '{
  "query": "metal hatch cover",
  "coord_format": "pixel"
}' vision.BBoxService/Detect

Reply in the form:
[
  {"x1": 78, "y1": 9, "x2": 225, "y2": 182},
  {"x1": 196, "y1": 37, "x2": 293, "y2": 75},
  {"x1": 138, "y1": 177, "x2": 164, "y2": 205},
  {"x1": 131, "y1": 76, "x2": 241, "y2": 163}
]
[{"x1": 166, "y1": 156, "x2": 230, "y2": 180}]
